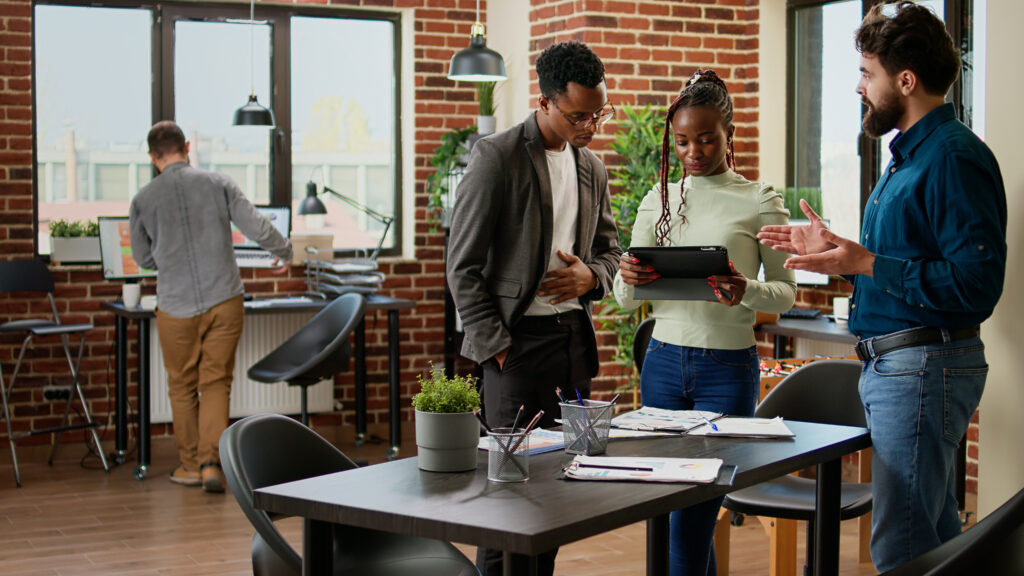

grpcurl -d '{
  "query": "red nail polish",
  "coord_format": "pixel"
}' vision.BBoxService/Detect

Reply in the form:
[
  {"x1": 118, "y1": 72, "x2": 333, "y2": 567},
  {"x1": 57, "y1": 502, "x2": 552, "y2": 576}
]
[{"x1": 632, "y1": 258, "x2": 639, "y2": 264}]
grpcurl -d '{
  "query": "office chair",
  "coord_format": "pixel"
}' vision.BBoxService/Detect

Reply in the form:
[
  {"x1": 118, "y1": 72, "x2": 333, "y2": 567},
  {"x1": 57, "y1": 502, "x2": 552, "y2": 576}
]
[
  {"x1": 633, "y1": 316, "x2": 656, "y2": 373},
  {"x1": 882, "y1": 486, "x2": 1024, "y2": 576},
  {"x1": 715, "y1": 359, "x2": 871, "y2": 576},
  {"x1": 220, "y1": 413, "x2": 479, "y2": 576},
  {"x1": 0, "y1": 259, "x2": 110, "y2": 487},
  {"x1": 248, "y1": 293, "x2": 364, "y2": 426}
]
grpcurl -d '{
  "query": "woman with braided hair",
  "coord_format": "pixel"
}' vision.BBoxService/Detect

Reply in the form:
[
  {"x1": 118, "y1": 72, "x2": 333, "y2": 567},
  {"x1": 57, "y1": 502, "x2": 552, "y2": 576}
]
[{"x1": 613, "y1": 69, "x2": 797, "y2": 575}]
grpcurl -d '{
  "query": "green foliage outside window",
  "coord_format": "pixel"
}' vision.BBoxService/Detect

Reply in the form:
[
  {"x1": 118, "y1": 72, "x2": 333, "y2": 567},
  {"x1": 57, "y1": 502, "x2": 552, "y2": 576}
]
[{"x1": 779, "y1": 187, "x2": 823, "y2": 218}]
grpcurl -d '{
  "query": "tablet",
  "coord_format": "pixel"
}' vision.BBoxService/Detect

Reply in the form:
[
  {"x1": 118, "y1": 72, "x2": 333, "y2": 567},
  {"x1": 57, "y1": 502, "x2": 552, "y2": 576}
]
[{"x1": 628, "y1": 246, "x2": 730, "y2": 301}]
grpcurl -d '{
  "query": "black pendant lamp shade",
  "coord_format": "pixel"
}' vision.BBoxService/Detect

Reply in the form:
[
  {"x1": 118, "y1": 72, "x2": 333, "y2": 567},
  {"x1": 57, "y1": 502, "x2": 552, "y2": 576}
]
[
  {"x1": 447, "y1": 6, "x2": 507, "y2": 83},
  {"x1": 298, "y1": 181, "x2": 328, "y2": 215},
  {"x1": 234, "y1": 93, "x2": 275, "y2": 127}
]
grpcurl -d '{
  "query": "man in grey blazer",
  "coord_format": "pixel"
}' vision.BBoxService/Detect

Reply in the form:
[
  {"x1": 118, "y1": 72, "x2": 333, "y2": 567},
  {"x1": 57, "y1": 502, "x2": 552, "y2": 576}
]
[{"x1": 446, "y1": 41, "x2": 622, "y2": 576}]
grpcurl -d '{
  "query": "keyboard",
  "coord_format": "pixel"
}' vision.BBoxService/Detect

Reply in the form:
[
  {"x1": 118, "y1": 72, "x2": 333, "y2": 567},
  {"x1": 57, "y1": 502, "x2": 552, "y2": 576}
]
[
  {"x1": 235, "y1": 250, "x2": 279, "y2": 268},
  {"x1": 780, "y1": 307, "x2": 822, "y2": 320}
]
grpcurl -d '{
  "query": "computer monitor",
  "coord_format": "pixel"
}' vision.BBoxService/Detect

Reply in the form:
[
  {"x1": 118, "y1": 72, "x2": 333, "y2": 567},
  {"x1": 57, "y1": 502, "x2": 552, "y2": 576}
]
[
  {"x1": 232, "y1": 205, "x2": 291, "y2": 248},
  {"x1": 98, "y1": 216, "x2": 158, "y2": 281}
]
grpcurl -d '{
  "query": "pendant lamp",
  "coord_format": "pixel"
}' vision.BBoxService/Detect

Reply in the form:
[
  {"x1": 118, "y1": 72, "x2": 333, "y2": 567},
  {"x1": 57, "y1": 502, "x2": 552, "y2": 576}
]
[
  {"x1": 447, "y1": 0, "x2": 506, "y2": 82},
  {"x1": 233, "y1": 0, "x2": 275, "y2": 126}
]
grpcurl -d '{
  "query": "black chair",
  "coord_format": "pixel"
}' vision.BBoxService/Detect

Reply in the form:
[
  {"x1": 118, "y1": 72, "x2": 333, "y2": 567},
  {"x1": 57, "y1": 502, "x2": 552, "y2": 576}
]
[
  {"x1": 220, "y1": 413, "x2": 479, "y2": 576},
  {"x1": 248, "y1": 293, "x2": 365, "y2": 426},
  {"x1": 718, "y1": 359, "x2": 871, "y2": 576},
  {"x1": 633, "y1": 316, "x2": 656, "y2": 373},
  {"x1": 0, "y1": 259, "x2": 109, "y2": 487},
  {"x1": 882, "y1": 487, "x2": 1024, "y2": 575}
]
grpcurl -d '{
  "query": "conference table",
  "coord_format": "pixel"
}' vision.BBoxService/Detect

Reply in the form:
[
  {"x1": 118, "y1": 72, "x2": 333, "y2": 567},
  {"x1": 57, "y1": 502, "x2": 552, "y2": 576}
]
[
  {"x1": 102, "y1": 294, "x2": 415, "y2": 480},
  {"x1": 255, "y1": 420, "x2": 871, "y2": 576}
]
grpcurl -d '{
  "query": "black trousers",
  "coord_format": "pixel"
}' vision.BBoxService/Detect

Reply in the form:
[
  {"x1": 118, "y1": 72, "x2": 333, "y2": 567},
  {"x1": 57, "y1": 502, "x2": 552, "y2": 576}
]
[{"x1": 477, "y1": 310, "x2": 595, "y2": 576}]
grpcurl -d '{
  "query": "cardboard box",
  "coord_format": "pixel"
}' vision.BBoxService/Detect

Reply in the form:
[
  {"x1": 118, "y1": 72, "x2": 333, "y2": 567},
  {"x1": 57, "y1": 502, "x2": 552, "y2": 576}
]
[{"x1": 290, "y1": 232, "x2": 334, "y2": 266}]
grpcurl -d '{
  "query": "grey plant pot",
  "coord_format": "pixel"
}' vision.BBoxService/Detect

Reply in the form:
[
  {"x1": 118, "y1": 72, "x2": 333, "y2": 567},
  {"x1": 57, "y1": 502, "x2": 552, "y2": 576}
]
[
  {"x1": 49, "y1": 236, "x2": 100, "y2": 264},
  {"x1": 414, "y1": 409, "x2": 480, "y2": 472}
]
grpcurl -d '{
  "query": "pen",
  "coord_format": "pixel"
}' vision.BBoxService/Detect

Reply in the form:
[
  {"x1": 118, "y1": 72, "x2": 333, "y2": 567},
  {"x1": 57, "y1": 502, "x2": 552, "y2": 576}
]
[
  {"x1": 555, "y1": 387, "x2": 568, "y2": 404},
  {"x1": 575, "y1": 462, "x2": 655, "y2": 472},
  {"x1": 575, "y1": 388, "x2": 585, "y2": 406},
  {"x1": 511, "y1": 404, "x2": 524, "y2": 432},
  {"x1": 608, "y1": 393, "x2": 621, "y2": 405},
  {"x1": 508, "y1": 409, "x2": 544, "y2": 454},
  {"x1": 474, "y1": 409, "x2": 494, "y2": 433},
  {"x1": 700, "y1": 415, "x2": 719, "y2": 432}
]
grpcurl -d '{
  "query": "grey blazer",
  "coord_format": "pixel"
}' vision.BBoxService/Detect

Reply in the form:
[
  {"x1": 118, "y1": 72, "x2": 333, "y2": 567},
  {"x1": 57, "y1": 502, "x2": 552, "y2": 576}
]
[{"x1": 446, "y1": 112, "x2": 622, "y2": 373}]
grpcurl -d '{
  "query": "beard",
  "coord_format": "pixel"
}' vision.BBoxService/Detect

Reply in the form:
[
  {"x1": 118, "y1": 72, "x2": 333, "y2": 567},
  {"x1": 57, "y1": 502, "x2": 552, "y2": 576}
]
[{"x1": 862, "y1": 86, "x2": 904, "y2": 138}]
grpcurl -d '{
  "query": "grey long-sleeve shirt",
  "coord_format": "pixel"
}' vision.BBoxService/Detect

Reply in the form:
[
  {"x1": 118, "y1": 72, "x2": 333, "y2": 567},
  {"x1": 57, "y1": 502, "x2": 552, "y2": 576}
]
[{"x1": 129, "y1": 162, "x2": 292, "y2": 318}]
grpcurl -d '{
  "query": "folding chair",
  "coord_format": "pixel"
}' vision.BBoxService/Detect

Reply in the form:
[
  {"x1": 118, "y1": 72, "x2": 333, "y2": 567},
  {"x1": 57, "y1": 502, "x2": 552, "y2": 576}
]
[{"x1": 0, "y1": 259, "x2": 110, "y2": 487}]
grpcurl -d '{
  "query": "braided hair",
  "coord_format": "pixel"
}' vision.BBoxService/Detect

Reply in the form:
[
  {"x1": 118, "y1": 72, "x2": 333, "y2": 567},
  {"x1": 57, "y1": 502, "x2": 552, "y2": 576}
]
[{"x1": 654, "y1": 69, "x2": 736, "y2": 246}]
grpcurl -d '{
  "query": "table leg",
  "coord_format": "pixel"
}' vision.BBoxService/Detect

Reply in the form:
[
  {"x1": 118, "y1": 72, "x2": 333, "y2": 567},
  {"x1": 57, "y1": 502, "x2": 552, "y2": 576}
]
[
  {"x1": 647, "y1": 514, "x2": 669, "y2": 576},
  {"x1": 135, "y1": 318, "x2": 151, "y2": 481},
  {"x1": 387, "y1": 309, "x2": 400, "y2": 460},
  {"x1": 813, "y1": 457, "x2": 842, "y2": 576},
  {"x1": 354, "y1": 317, "x2": 367, "y2": 446},
  {"x1": 114, "y1": 315, "x2": 128, "y2": 464},
  {"x1": 774, "y1": 334, "x2": 787, "y2": 358},
  {"x1": 303, "y1": 518, "x2": 333, "y2": 576}
]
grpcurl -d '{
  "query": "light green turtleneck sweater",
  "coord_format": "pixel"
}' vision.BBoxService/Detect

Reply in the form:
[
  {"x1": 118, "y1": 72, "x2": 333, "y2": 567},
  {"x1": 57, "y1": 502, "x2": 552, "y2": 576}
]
[{"x1": 613, "y1": 170, "x2": 796, "y2": 350}]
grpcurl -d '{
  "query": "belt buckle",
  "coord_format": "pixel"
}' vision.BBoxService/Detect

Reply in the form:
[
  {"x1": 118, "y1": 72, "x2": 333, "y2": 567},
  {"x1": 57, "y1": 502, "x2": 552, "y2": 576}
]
[{"x1": 855, "y1": 340, "x2": 872, "y2": 362}]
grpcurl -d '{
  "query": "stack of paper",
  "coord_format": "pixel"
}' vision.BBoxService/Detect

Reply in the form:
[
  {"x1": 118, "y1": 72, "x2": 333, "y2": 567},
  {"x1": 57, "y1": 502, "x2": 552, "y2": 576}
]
[
  {"x1": 610, "y1": 406, "x2": 723, "y2": 432},
  {"x1": 687, "y1": 416, "x2": 795, "y2": 438},
  {"x1": 477, "y1": 428, "x2": 566, "y2": 455},
  {"x1": 563, "y1": 455, "x2": 723, "y2": 483}
]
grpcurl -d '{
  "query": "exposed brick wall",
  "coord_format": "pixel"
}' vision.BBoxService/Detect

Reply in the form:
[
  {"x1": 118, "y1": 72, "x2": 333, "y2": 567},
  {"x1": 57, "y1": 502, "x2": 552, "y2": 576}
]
[{"x1": 0, "y1": 0, "x2": 979, "y2": 500}]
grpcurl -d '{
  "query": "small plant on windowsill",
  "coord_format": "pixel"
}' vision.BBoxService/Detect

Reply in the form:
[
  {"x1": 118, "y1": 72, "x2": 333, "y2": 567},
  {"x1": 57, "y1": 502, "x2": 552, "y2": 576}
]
[
  {"x1": 48, "y1": 218, "x2": 101, "y2": 265},
  {"x1": 412, "y1": 362, "x2": 481, "y2": 472}
]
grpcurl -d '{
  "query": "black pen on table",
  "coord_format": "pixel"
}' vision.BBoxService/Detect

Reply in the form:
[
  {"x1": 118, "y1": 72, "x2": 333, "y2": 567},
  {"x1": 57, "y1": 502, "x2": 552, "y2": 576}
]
[{"x1": 574, "y1": 462, "x2": 655, "y2": 472}]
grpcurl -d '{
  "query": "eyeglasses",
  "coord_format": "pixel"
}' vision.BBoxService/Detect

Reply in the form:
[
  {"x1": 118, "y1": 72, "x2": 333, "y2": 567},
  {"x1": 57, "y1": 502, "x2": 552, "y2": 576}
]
[{"x1": 550, "y1": 100, "x2": 616, "y2": 130}]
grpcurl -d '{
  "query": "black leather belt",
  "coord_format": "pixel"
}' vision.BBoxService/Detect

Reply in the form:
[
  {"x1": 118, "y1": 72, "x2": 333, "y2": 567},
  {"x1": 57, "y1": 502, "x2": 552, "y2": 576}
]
[
  {"x1": 516, "y1": 309, "x2": 588, "y2": 329},
  {"x1": 855, "y1": 325, "x2": 980, "y2": 362}
]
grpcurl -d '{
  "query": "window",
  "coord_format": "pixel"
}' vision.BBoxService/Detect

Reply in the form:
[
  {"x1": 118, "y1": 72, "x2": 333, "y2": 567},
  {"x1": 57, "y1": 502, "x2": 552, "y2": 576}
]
[
  {"x1": 33, "y1": 2, "x2": 401, "y2": 257},
  {"x1": 787, "y1": 0, "x2": 983, "y2": 240}
]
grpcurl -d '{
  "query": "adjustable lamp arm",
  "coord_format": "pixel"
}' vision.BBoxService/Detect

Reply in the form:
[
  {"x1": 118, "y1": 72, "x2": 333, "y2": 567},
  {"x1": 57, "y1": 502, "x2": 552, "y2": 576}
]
[{"x1": 320, "y1": 184, "x2": 393, "y2": 260}]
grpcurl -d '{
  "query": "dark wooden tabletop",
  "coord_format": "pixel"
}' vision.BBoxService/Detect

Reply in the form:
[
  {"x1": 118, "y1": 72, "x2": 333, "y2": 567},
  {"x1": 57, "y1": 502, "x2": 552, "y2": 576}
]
[
  {"x1": 760, "y1": 317, "x2": 859, "y2": 345},
  {"x1": 254, "y1": 420, "x2": 870, "y2": 555}
]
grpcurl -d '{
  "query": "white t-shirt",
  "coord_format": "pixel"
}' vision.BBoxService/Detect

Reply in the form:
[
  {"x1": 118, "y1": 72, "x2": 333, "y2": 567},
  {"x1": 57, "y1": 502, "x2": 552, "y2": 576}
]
[{"x1": 525, "y1": 145, "x2": 583, "y2": 315}]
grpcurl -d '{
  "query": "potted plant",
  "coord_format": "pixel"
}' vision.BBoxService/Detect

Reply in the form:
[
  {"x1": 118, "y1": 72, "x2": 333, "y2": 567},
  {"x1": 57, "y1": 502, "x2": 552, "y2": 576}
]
[
  {"x1": 598, "y1": 105, "x2": 682, "y2": 407},
  {"x1": 412, "y1": 362, "x2": 481, "y2": 472},
  {"x1": 475, "y1": 81, "x2": 498, "y2": 136},
  {"x1": 425, "y1": 125, "x2": 476, "y2": 231},
  {"x1": 49, "y1": 218, "x2": 101, "y2": 264}
]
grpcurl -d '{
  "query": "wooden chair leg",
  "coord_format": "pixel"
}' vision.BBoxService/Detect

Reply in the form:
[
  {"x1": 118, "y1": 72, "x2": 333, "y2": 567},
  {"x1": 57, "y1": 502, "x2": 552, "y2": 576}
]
[
  {"x1": 758, "y1": 516, "x2": 797, "y2": 576},
  {"x1": 714, "y1": 507, "x2": 730, "y2": 576}
]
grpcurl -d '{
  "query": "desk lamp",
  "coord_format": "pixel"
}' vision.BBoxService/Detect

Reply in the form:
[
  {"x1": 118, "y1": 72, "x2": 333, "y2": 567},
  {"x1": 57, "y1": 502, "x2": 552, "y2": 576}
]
[{"x1": 299, "y1": 181, "x2": 393, "y2": 260}]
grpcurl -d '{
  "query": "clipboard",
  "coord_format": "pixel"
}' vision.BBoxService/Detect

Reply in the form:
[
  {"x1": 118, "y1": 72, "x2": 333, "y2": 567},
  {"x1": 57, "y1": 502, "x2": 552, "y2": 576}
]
[{"x1": 629, "y1": 246, "x2": 730, "y2": 301}]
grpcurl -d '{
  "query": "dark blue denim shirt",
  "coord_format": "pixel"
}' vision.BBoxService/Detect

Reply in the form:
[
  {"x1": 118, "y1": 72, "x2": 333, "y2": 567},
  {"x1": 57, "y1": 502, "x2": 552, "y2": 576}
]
[{"x1": 849, "y1": 103, "x2": 1007, "y2": 339}]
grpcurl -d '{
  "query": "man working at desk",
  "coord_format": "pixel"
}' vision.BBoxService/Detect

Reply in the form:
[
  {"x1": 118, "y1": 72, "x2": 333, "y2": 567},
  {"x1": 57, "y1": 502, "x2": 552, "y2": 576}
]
[
  {"x1": 446, "y1": 41, "x2": 621, "y2": 576},
  {"x1": 130, "y1": 121, "x2": 291, "y2": 493},
  {"x1": 758, "y1": 3, "x2": 1006, "y2": 571}
]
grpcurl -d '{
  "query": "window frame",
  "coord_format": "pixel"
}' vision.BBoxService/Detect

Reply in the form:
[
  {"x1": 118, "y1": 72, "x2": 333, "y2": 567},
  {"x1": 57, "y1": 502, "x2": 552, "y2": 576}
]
[
  {"x1": 785, "y1": 0, "x2": 970, "y2": 222},
  {"x1": 31, "y1": 0, "x2": 404, "y2": 258}
]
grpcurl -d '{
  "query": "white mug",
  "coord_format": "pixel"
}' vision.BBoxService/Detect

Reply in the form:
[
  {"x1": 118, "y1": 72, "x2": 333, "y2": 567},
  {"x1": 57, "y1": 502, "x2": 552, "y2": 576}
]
[
  {"x1": 831, "y1": 295, "x2": 847, "y2": 323},
  {"x1": 122, "y1": 283, "x2": 141, "y2": 309}
]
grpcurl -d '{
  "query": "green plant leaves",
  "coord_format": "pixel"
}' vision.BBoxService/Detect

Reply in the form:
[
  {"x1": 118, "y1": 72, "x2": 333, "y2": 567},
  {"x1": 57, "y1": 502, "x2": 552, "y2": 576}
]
[
  {"x1": 425, "y1": 125, "x2": 477, "y2": 232},
  {"x1": 48, "y1": 218, "x2": 99, "y2": 237},
  {"x1": 411, "y1": 362, "x2": 481, "y2": 413}
]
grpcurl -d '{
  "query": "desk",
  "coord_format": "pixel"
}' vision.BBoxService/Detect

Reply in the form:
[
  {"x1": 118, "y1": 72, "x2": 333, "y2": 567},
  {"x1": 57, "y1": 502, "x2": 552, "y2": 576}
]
[
  {"x1": 760, "y1": 317, "x2": 858, "y2": 358},
  {"x1": 102, "y1": 295, "x2": 415, "y2": 480},
  {"x1": 255, "y1": 420, "x2": 870, "y2": 576}
]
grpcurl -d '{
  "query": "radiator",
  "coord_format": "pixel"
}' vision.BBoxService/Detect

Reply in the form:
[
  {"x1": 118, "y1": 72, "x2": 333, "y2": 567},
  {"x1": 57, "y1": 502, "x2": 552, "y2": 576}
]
[{"x1": 148, "y1": 313, "x2": 334, "y2": 423}]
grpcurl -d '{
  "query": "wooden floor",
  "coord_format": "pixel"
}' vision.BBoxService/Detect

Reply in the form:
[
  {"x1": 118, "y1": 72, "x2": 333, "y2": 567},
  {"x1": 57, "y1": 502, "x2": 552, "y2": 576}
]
[{"x1": 0, "y1": 425, "x2": 883, "y2": 575}]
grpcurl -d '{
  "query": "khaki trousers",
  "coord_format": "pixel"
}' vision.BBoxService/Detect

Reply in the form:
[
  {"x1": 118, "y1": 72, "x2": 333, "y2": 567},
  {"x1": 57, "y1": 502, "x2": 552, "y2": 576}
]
[{"x1": 155, "y1": 296, "x2": 244, "y2": 470}]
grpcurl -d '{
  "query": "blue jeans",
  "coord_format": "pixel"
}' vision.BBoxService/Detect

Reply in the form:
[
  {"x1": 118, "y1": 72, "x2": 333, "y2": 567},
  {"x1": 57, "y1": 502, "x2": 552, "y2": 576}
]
[
  {"x1": 640, "y1": 339, "x2": 759, "y2": 576},
  {"x1": 859, "y1": 335, "x2": 987, "y2": 572}
]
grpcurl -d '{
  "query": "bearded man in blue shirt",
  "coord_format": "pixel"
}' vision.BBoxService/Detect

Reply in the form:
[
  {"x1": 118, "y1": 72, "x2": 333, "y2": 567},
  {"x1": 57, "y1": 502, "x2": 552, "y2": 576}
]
[{"x1": 758, "y1": 2, "x2": 1006, "y2": 572}]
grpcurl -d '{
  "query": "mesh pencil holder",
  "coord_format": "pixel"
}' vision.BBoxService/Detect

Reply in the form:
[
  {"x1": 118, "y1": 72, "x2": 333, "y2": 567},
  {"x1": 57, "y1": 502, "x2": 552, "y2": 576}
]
[{"x1": 560, "y1": 400, "x2": 613, "y2": 455}]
